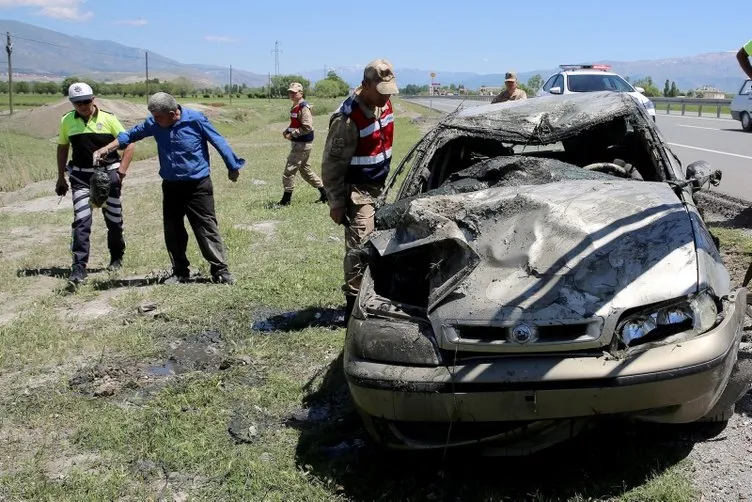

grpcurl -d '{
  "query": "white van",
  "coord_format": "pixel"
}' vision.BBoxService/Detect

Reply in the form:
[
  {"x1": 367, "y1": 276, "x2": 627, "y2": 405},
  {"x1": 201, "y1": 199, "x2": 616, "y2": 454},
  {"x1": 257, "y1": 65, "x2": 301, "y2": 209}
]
[{"x1": 730, "y1": 79, "x2": 752, "y2": 131}]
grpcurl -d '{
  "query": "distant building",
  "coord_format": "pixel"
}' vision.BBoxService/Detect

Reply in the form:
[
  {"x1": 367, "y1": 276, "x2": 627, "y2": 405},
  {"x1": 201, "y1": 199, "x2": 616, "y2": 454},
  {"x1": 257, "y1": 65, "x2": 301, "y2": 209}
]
[
  {"x1": 694, "y1": 85, "x2": 725, "y2": 99},
  {"x1": 479, "y1": 85, "x2": 503, "y2": 96}
]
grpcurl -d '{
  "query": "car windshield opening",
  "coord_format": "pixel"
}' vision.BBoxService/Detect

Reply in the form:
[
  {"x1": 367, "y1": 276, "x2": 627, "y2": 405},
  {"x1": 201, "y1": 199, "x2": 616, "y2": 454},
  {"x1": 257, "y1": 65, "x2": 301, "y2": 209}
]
[{"x1": 568, "y1": 74, "x2": 633, "y2": 93}]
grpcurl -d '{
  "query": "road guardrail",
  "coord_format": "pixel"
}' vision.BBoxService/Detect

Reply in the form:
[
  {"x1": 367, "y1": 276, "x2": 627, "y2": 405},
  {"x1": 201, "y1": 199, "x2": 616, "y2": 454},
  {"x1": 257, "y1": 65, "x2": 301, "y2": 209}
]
[{"x1": 400, "y1": 95, "x2": 733, "y2": 118}]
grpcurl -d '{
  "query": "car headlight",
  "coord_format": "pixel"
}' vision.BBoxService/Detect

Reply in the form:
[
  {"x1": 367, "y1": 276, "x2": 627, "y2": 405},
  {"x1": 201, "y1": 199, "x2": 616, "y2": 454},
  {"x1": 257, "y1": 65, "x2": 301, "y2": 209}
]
[
  {"x1": 617, "y1": 291, "x2": 718, "y2": 347},
  {"x1": 644, "y1": 100, "x2": 655, "y2": 110}
]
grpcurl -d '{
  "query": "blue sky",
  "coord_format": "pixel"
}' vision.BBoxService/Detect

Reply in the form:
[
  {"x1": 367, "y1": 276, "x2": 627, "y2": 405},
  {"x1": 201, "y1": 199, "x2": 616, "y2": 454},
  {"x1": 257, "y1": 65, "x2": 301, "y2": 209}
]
[{"x1": 0, "y1": 0, "x2": 750, "y2": 75}]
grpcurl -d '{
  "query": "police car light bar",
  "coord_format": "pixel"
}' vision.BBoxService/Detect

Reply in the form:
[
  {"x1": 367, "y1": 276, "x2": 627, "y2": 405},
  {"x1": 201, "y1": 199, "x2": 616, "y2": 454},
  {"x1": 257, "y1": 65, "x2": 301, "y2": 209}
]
[{"x1": 559, "y1": 64, "x2": 612, "y2": 71}]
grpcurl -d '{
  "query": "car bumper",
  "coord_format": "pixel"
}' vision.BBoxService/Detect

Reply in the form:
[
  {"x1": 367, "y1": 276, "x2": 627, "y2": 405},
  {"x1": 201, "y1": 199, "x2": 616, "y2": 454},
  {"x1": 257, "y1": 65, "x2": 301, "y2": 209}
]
[
  {"x1": 345, "y1": 290, "x2": 746, "y2": 428},
  {"x1": 732, "y1": 110, "x2": 741, "y2": 120}
]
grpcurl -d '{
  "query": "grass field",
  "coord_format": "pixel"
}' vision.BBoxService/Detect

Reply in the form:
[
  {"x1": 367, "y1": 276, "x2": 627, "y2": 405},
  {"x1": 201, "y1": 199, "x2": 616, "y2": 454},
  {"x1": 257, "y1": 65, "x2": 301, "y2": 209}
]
[{"x1": 0, "y1": 95, "x2": 715, "y2": 501}]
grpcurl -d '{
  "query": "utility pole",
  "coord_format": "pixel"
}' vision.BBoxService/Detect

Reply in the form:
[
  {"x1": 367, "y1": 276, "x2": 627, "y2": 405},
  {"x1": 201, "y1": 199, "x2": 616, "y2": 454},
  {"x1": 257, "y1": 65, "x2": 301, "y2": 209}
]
[
  {"x1": 6, "y1": 32, "x2": 13, "y2": 115},
  {"x1": 229, "y1": 65, "x2": 232, "y2": 104},
  {"x1": 268, "y1": 72, "x2": 271, "y2": 100},
  {"x1": 145, "y1": 51, "x2": 150, "y2": 102},
  {"x1": 271, "y1": 40, "x2": 281, "y2": 76}
]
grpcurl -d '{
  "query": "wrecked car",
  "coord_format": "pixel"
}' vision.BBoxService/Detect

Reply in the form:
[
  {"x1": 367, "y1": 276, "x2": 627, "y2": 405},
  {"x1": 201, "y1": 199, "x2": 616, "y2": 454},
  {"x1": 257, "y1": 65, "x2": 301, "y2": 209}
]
[{"x1": 343, "y1": 91, "x2": 751, "y2": 454}]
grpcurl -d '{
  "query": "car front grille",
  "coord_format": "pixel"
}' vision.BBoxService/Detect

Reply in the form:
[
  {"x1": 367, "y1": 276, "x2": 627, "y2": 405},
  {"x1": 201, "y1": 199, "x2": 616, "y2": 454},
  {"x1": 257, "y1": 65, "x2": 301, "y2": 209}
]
[{"x1": 440, "y1": 318, "x2": 605, "y2": 353}]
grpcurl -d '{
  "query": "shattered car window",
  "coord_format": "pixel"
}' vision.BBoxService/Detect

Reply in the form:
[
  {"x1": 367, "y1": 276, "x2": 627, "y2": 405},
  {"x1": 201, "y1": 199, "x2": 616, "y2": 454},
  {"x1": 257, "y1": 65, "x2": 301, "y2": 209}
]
[{"x1": 394, "y1": 94, "x2": 670, "y2": 202}]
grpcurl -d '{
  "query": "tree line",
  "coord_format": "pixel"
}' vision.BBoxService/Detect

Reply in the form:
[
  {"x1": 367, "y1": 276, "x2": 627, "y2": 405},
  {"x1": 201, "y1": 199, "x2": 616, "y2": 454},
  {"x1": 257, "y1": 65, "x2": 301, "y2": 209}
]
[
  {"x1": 0, "y1": 72, "x2": 723, "y2": 100},
  {"x1": 0, "y1": 71, "x2": 353, "y2": 99}
]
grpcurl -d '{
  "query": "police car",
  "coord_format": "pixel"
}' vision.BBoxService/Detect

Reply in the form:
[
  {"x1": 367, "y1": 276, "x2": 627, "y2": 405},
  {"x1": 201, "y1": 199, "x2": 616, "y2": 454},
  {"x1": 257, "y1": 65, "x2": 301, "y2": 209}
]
[{"x1": 537, "y1": 64, "x2": 656, "y2": 120}]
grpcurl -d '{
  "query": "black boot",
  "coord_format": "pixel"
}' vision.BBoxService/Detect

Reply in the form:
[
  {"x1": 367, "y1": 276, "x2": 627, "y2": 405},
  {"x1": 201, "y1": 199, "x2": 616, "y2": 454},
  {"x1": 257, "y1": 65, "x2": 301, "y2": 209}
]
[
  {"x1": 317, "y1": 187, "x2": 328, "y2": 203},
  {"x1": 278, "y1": 191, "x2": 292, "y2": 206},
  {"x1": 344, "y1": 295, "x2": 356, "y2": 324}
]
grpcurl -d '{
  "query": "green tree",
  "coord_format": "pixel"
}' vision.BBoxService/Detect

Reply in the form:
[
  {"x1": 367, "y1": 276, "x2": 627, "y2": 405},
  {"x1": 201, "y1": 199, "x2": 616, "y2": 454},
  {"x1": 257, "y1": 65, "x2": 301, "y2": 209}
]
[
  {"x1": 663, "y1": 79, "x2": 670, "y2": 97},
  {"x1": 313, "y1": 79, "x2": 343, "y2": 98},
  {"x1": 13, "y1": 81, "x2": 29, "y2": 94},
  {"x1": 527, "y1": 74, "x2": 543, "y2": 94},
  {"x1": 172, "y1": 77, "x2": 195, "y2": 98},
  {"x1": 669, "y1": 81, "x2": 679, "y2": 97},
  {"x1": 633, "y1": 76, "x2": 662, "y2": 97},
  {"x1": 270, "y1": 75, "x2": 311, "y2": 98}
]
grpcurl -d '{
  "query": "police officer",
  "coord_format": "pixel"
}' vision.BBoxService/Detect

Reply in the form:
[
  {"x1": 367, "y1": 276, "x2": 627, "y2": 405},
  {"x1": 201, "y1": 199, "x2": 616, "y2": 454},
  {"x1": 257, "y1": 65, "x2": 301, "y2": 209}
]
[
  {"x1": 56, "y1": 82, "x2": 135, "y2": 286},
  {"x1": 278, "y1": 82, "x2": 327, "y2": 206},
  {"x1": 321, "y1": 59, "x2": 398, "y2": 320},
  {"x1": 491, "y1": 71, "x2": 528, "y2": 103}
]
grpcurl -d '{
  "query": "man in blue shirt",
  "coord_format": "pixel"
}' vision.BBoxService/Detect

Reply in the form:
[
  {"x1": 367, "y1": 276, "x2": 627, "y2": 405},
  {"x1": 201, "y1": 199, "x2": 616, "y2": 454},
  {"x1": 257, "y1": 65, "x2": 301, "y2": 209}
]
[{"x1": 94, "y1": 92, "x2": 245, "y2": 284}]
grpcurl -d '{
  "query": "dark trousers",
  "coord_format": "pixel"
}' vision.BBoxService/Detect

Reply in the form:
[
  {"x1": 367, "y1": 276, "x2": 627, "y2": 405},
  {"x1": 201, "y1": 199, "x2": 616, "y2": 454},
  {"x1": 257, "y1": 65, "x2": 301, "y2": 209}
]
[
  {"x1": 162, "y1": 176, "x2": 229, "y2": 277},
  {"x1": 70, "y1": 169, "x2": 125, "y2": 269}
]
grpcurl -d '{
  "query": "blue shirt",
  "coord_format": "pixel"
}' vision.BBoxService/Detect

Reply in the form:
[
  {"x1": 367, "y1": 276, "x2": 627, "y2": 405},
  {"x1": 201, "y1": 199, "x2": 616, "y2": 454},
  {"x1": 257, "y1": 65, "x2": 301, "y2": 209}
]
[{"x1": 117, "y1": 106, "x2": 245, "y2": 181}]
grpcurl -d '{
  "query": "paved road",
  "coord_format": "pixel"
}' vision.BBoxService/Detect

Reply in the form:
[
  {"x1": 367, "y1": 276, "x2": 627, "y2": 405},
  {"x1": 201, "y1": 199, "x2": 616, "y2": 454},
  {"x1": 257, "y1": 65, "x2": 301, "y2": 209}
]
[{"x1": 408, "y1": 98, "x2": 752, "y2": 202}]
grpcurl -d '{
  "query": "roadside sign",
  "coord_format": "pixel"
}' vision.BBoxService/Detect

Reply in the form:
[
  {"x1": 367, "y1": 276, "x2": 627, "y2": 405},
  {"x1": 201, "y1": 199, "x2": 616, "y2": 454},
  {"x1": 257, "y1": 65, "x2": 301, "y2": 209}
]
[{"x1": 430, "y1": 72, "x2": 436, "y2": 78}]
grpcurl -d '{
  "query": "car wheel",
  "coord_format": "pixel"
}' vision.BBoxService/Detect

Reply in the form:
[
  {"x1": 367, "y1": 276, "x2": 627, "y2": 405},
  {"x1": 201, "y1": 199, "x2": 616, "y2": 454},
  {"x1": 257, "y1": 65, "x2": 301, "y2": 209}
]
[
  {"x1": 741, "y1": 112, "x2": 752, "y2": 131},
  {"x1": 697, "y1": 405, "x2": 735, "y2": 423}
]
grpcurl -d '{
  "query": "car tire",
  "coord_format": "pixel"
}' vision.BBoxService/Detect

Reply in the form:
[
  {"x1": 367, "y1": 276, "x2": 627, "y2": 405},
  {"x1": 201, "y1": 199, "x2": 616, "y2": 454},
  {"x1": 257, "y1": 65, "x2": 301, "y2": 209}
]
[
  {"x1": 741, "y1": 112, "x2": 752, "y2": 132},
  {"x1": 697, "y1": 404, "x2": 735, "y2": 423}
]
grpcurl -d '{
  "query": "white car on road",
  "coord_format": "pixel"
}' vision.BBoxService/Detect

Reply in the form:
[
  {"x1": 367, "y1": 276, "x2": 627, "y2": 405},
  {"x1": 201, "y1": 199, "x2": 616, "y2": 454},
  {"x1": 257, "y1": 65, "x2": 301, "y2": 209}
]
[
  {"x1": 537, "y1": 64, "x2": 656, "y2": 120},
  {"x1": 730, "y1": 79, "x2": 752, "y2": 131}
]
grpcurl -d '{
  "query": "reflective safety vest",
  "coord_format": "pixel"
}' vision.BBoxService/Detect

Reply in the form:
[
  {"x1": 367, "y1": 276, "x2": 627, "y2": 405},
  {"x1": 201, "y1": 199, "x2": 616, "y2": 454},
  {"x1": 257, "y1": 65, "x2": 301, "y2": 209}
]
[
  {"x1": 287, "y1": 100, "x2": 314, "y2": 142},
  {"x1": 337, "y1": 96, "x2": 394, "y2": 185}
]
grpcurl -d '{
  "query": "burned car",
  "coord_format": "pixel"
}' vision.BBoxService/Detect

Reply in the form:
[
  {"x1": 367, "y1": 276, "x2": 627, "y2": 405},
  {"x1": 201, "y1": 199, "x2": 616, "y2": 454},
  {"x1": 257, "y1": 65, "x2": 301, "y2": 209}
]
[{"x1": 343, "y1": 91, "x2": 751, "y2": 454}]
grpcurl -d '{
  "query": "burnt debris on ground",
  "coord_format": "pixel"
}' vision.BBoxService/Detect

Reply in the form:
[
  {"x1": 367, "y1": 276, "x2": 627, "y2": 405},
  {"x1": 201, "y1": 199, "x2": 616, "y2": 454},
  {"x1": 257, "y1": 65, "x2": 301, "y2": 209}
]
[{"x1": 251, "y1": 307, "x2": 346, "y2": 332}]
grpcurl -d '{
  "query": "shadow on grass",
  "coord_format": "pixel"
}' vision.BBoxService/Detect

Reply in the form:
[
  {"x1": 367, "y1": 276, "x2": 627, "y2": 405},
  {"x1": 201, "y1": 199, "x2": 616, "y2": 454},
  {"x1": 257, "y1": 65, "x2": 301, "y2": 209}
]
[
  {"x1": 17, "y1": 266, "x2": 105, "y2": 278},
  {"x1": 90, "y1": 275, "x2": 217, "y2": 291},
  {"x1": 291, "y1": 351, "x2": 718, "y2": 501},
  {"x1": 711, "y1": 207, "x2": 752, "y2": 231}
]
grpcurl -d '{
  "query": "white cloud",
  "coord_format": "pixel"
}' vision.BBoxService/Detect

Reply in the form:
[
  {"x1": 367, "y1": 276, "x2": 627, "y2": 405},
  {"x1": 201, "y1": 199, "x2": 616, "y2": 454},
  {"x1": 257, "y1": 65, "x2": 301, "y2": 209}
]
[
  {"x1": 204, "y1": 35, "x2": 240, "y2": 43},
  {"x1": 0, "y1": 0, "x2": 93, "y2": 21},
  {"x1": 115, "y1": 18, "x2": 148, "y2": 27}
]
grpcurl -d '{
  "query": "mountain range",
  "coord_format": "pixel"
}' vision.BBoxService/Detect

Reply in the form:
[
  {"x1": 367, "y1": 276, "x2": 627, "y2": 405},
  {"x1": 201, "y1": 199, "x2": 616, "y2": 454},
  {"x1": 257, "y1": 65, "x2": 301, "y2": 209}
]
[{"x1": 0, "y1": 19, "x2": 745, "y2": 93}]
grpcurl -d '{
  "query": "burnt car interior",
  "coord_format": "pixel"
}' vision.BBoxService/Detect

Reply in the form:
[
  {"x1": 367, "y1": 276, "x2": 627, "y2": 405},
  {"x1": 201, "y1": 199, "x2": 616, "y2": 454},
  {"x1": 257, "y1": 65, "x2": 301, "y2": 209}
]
[{"x1": 419, "y1": 115, "x2": 664, "y2": 194}]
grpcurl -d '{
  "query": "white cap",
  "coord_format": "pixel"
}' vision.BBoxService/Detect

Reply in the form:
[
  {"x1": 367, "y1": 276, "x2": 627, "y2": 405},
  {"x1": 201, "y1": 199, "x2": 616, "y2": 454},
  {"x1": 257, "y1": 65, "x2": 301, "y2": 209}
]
[{"x1": 68, "y1": 82, "x2": 94, "y2": 102}]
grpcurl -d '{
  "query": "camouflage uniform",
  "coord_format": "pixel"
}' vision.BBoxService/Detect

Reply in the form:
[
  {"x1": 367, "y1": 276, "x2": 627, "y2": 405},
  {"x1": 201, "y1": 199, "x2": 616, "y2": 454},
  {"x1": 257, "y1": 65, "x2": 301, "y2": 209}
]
[
  {"x1": 491, "y1": 71, "x2": 528, "y2": 103},
  {"x1": 491, "y1": 87, "x2": 528, "y2": 103},
  {"x1": 283, "y1": 100, "x2": 324, "y2": 192},
  {"x1": 322, "y1": 60, "x2": 398, "y2": 302}
]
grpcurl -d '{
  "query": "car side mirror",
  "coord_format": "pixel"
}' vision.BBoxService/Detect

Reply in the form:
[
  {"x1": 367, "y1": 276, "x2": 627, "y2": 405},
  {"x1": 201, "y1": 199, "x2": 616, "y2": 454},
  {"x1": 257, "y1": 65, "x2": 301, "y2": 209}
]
[
  {"x1": 686, "y1": 160, "x2": 722, "y2": 189},
  {"x1": 549, "y1": 86, "x2": 563, "y2": 95},
  {"x1": 634, "y1": 86, "x2": 645, "y2": 94}
]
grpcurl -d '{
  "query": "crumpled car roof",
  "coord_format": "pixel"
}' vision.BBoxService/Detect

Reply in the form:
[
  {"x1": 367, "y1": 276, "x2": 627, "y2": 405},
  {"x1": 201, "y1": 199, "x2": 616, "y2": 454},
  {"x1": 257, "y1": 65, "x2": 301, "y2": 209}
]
[{"x1": 445, "y1": 91, "x2": 647, "y2": 144}]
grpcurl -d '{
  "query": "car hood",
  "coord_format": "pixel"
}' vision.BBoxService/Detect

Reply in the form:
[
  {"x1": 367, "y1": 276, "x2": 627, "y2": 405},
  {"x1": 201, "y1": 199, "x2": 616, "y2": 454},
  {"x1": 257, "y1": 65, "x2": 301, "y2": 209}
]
[{"x1": 368, "y1": 179, "x2": 699, "y2": 323}]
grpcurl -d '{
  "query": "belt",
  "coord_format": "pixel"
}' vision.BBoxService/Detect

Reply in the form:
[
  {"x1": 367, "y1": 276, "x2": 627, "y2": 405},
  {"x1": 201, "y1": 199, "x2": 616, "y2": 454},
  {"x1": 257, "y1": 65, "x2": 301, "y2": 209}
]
[{"x1": 69, "y1": 162, "x2": 120, "y2": 173}]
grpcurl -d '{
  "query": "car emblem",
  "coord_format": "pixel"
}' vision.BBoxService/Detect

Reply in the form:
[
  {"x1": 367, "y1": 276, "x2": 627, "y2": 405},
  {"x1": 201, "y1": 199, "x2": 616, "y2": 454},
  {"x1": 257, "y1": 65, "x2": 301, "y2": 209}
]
[{"x1": 510, "y1": 323, "x2": 538, "y2": 344}]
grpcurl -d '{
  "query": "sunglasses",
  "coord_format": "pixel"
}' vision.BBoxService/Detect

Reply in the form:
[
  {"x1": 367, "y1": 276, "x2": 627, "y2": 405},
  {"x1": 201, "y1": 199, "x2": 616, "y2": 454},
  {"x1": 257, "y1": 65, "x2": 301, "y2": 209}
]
[{"x1": 73, "y1": 99, "x2": 93, "y2": 105}]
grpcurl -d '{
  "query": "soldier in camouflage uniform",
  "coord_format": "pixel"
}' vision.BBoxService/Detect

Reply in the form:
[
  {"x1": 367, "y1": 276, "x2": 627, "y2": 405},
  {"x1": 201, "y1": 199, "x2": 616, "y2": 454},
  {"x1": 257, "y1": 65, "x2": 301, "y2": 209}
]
[
  {"x1": 321, "y1": 60, "x2": 398, "y2": 321},
  {"x1": 278, "y1": 82, "x2": 327, "y2": 206},
  {"x1": 491, "y1": 71, "x2": 528, "y2": 103}
]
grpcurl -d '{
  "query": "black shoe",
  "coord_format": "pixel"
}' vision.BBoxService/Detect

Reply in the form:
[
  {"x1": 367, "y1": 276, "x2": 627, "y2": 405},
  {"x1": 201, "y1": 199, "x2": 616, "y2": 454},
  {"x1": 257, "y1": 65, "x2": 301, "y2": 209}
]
[
  {"x1": 317, "y1": 187, "x2": 328, "y2": 203},
  {"x1": 212, "y1": 271, "x2": 235, "y2": 284},
  {"x1": 278, "y1": 192, "x2": 292, "y2": 206},
  {"x1": 163, "y1": 273, "x2": 189, "y2": 285},
  {"x1": 107, "y1": 257, "x2": 123, "y2": 272},
  {"x1": 68, "y1": 266, "x2": 87, "y2": 286}
]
